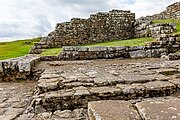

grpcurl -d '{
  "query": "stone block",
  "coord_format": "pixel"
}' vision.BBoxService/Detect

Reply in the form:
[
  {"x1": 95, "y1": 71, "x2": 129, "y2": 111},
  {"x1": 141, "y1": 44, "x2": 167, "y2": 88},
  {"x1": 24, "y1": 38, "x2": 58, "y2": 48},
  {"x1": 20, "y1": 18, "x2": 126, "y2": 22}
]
[
  {"x1": 0, "y1": 61, "x2": 3, "y2": 73},
  {"x1": 88, "y1": 100, "x2": 141, "y2": 120},
  {"x1": 89, "y1": 47, "x2": 107, "y2": 52},
  {"x1": 169, "y1": 79, "x2": 180, "y2": 88},
  {"x1": 120, "y1": 74, "x2": 154, "y2": 84},
  {"x1": 116, "y1": 84, "x2": 146, "y2": 96},
  {"x1": 115, "y1": 46, "x2": 126, "y2": 51},
  {"x1": 63, "y1": 46, "x2": 74, "y2": 51},
  {"x1": 129, "y1": 50, "x2": 146, "y2": 58},
  {"x1": 143, "y1": 81, "x2": 176, "y2": 97},
  {"x1": 135, "y1": 97, "x2": 180, "y2": 120},
  {"x1": 90, "y1": 87, "x2": 122, "y2": 97}
]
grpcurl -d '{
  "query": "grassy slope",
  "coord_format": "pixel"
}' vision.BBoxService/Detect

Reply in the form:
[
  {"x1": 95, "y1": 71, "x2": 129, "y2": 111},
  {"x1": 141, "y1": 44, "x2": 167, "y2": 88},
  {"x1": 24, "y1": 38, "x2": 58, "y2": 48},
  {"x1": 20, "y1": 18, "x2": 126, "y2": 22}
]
[{"x1": 0, "y1": 38, "x2": 40, "y2": 60}]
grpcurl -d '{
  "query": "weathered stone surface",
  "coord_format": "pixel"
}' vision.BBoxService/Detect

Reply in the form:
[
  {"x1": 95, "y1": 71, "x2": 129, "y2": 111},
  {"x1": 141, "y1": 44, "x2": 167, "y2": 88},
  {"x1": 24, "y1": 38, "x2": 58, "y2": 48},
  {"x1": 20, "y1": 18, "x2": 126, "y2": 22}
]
[
  {"x1": 90, "y1": 87, "x2": 122, "y2": 96},
  {"x1": 0, "y1": 55, "x2": 40, "y2": 81},
  {"x1": 0, "y1": 62, "x2": 3, "y2": 73},
  {"x1": 156, "y1": 68, "x2": 178, "y2": 75},
  {"x1": 169, "y1": 79, "x2": 180, "y2": 88},
  {"x1": 40, "y1": 73, "x2": 61, "y2": 79},
  {"x1": 88, "y1": 100, "x2": 141, "y2": 120},
  {"x1": 120, "y1": 74, "x2": 154, "y2": 83},
  {"x1": 34, "y1": 112, "x2": 52, "y2": 119},
  {"x1": 167, "y1": 52, "x2": 180, "y2": 60},
  {"x1": 129, "y1": 50, "x2": 146, "y2": 58},
  {"x1": 38, "y1": 78, "x2": 61, "y2": 92},
  {"x1": 26, "y1": 58, "x2": 180, "y2": 117},
  {"x1": 116, "y1": 84, "x2": 145, "y2": 97},
  {"x1": 144, "y1": 81, "x2": 176, "y2": 97},
  {"x1": 136, "y1": 97, "x2": 180, "y2": 120},
  {"x1": 17, "y1": 113, "x2": 35, "y2": 120},
  {"x1": 51, "y1": 108, "x2": 88, "y2": 120},
  {"x1": 0, "y1": 108, "x2": 24, "y2": 120}
]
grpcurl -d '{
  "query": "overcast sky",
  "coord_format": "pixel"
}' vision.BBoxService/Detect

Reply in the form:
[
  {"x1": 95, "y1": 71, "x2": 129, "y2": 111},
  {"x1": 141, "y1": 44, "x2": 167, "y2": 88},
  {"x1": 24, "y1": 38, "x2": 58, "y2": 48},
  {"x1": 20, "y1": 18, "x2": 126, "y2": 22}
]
[{"x1": 0, "y1": 0, "x2": 178, "y2": 41}]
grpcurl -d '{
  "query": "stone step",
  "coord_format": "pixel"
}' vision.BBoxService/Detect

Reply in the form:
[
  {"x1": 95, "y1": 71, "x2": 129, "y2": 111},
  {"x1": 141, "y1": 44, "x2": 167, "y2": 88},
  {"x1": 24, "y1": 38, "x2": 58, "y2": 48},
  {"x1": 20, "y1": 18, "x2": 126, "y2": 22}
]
[
  {"x1": 31, "y1": 80, "x2": 178, "y2": 113},
  {"x1": 36, "y1": 70, "x2": 175, "y2": 94},
  {"x1": 88, "y1": 100, "x2": 141, "y2": 120},
  {"x1": 88, "y1": 97, "x2": 180, "y2": 120}
]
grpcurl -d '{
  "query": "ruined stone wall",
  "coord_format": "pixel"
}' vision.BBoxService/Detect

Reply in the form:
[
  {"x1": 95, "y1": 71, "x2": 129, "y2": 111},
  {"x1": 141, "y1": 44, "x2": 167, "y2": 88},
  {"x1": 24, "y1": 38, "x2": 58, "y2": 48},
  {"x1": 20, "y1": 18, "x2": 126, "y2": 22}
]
[
  {"x1": 135, "y1": 22, "x2": 176, "y2": 38},
  {"x1": 48, "y1": 10, "x2": 135, "y2": 47},
  {"x1": 0, "y1": 55, "x2": 41, "y2": 81},
  {"x1": 30, "y1": 10, "x2": 135, "y2": 54},
  {"x1": 139, "y1": 2, "x2": 180, "y2": 20},
  {"x1": 59, "y1": 46, "x2": 167, "y2": 60},
  {"x1": 58, "y1": 34, "x2": 180, "y2": 60}
]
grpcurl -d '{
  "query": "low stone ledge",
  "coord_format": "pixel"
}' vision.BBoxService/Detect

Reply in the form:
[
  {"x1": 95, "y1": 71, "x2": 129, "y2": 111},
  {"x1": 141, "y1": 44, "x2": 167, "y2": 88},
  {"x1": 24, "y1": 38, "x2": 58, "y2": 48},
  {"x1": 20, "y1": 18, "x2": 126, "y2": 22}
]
[
  {"x1": 168, "y1": 52, "x2": 180, "y2": 60},
  {"x1": 60, "y1": 46, "x2": 170, "y2": 60},
  {"x1": 0, "y1": 55, "x2": 41, "y2": 81},
  {"x1": 31, "y1": 80, "x2": 178, "y2": 113}
]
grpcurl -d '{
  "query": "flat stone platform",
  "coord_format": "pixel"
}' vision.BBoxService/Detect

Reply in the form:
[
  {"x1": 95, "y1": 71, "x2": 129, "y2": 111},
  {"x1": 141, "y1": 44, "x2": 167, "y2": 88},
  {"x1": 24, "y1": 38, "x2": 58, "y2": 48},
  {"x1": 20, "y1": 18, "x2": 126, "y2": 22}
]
[
  {"x1": 29, "y1": 58, "x2": 180, "y2": 119},
  {"x1": 88, "y1": 97, "x2": 180, "y2": 120},
  {"x1": 0, "y1": 58, "x2": 180, "y2": 120}
]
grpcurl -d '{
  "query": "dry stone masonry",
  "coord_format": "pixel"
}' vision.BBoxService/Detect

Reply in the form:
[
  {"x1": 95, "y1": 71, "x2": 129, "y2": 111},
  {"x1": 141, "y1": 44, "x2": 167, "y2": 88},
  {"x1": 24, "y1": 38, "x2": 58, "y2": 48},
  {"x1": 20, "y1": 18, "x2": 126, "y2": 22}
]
[
  {"x1": 0, "y1": 2, "x2": 180, "y2": 120},
  {"x1": 25, "y1": 59, "x2": 180, "y2": 120},
  {"x1": 135, "y1": 22, "x2": 176, "y2": 38},
  {"x1": 30, "y1": 10, "x2": 135, "y2": 54},
  {"x1": 0, "y1": 55, "x2": 41, "y2": 81},
  {"x1": 139, "y1": 2, "x2": 180, "y2": 20},
  {"x1": 58, "y1": 33, "x2": 180, "y2": 60}
]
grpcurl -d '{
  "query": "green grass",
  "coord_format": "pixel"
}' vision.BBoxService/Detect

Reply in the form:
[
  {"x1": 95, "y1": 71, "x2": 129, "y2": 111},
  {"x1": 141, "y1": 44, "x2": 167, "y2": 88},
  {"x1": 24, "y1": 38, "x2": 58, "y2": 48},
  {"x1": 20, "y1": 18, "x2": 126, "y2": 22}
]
[
  {"x1": 39, "y1": 37, "x2": 154, "y2": 56},
  {"x1": 0, "y1": 38, "x2": 40, "y2": 60},
  {"x1": 39, "y1": 38, "x2": 154, "y2": 56},
  {"x1": 152, "y1": 19, "x2": 180, "y2": 35},
  {"x1": 85, "y1": 37, "x2": 154, "y2": 47},
  {"x1": 40, "y1": 48, "x2": 62, "y2": 56}
]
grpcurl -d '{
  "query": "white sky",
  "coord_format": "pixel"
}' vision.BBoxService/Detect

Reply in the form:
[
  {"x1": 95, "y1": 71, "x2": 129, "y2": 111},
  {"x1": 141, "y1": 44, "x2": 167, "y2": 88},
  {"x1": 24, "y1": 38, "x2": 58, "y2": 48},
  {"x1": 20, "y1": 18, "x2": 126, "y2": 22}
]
[{"x1": 0, "y1": 0, "x2": 178, "y2": 41}]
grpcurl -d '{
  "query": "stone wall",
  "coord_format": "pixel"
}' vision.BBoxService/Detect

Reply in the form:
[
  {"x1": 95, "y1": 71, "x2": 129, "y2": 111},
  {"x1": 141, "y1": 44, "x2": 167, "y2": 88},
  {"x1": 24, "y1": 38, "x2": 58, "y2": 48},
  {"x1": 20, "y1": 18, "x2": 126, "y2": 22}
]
[
  {"x1": 58, "y1": 34, "x2": 180, "y2": 60},
  {"x1": 30, "y1": 10, "x2": 135, "y2": 54},
  {"x1": 0, "y1": 55, "x2": 41, "y2": 81},
  {"x1": 59, "y1": 46, "x2": 167, "y2": 60},
  {"x1": 135, "y1": 22, "x2": 176, "y2": 38},
  {"x1": 139, "y1": 2, "x2": 180, "y2": 20}
]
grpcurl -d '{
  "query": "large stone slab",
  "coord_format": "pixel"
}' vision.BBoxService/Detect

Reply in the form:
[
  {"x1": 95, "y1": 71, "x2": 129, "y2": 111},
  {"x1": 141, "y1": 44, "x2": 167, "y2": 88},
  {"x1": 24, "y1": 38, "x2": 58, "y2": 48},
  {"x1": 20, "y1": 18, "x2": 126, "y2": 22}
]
[
  {"x1": 120, "y1": 74, "x2": 154, "y2": 84},
  {"x1": 143, "y1": 81, "x2": 176, "y2": 97},
  {"x1": 136, "y1": 97, "x2": 180, "y2": 120},
  {"x1": 88, "y1": 100, "x2": 141, "y2": 120}
]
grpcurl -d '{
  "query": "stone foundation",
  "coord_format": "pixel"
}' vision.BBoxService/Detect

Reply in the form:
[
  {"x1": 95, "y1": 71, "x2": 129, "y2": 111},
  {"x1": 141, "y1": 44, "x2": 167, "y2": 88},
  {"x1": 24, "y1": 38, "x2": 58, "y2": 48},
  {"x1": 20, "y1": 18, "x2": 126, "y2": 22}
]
[
  {"x1": 0, "y1": 55, "x2": 41, "y2": 81},
  {"x1": 59, "y1": 46, "x2": 168, "y2": 60}
]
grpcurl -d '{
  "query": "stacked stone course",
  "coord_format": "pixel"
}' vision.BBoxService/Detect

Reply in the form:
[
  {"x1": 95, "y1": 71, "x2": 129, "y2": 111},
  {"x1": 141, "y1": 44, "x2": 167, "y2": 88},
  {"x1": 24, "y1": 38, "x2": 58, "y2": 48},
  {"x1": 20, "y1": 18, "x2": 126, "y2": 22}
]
[
  {"x1": 139, "y1": 2, "x2": 180, "y2": 20},
  {"x1": 29, "y1": 10, "x2": 135, "y2": 54},
  {"x1": 0, "y1": 55, "x2": 41, "y2": 81},
  {"x1": 135, "y1": 22, "x2": 176, "y2": 38}
]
